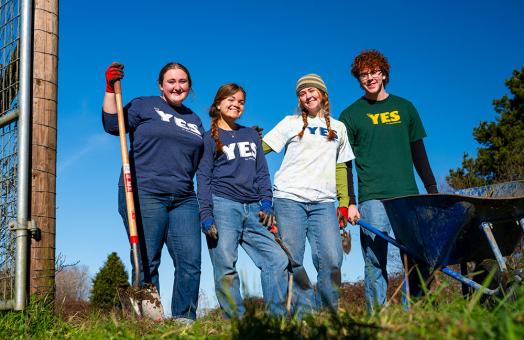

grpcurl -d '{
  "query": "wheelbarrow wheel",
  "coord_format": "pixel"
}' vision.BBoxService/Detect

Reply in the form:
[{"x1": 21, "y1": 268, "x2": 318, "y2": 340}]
[{"x1": 472, "y1": 259, "x2": 518, "y2": 304}]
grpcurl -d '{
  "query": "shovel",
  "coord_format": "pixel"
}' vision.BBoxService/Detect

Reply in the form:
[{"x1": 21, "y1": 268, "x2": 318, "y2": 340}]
[
  {"x1": 114, "y1": 80, "x2": 165, "y2": 321},
  {"x1": 338, "y1": 213, "x2": 351, "y2": 254},
  {"x1": 269, "y1": 224, "x2": 313, "y2": 314}
]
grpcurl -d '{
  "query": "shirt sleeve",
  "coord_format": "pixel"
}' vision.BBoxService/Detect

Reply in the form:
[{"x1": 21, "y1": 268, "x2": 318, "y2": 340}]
[
  {"x1": 196, "y1": 134, "x2": 216, "y2": 221},
  {"x1": 253, "y1": 131, "x2": 273, "y2": 202},
  {"x1": 346, "y1": 160, "x2": 357, "y2": 205},
  {"x1": 101, "y1": 111, "x2": 120, "y2": 136},
  {"x1": 336, "y1": 162, "x2": 349, "y2": 207},
  {"x1": 262, "y1": 141, "x2": 273, "y2": 154},
  {"x1": 407, "y1": 101, "x2": 427, "y2": 142},
  {"x1": 410, "y1": 139, "x2": 438, "y2": 193},
  {"x1": 336, "y1": 122, "x2": 355, "y2": 163},
  {"x1": 101, "y1": 97, "x2": 142, "y2": 135},
  {"x1": 262, "y1": 116, "x2": 292, "y2": 153}
]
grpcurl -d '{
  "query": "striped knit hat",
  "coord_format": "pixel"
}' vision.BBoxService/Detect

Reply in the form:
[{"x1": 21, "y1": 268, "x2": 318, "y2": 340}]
[{"x1": 295, "y1": 73, "x2": 328, "y2": 96}]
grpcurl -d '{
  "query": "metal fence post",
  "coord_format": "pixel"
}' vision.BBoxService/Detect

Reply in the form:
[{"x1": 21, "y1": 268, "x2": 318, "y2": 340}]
[{"x1": 14, "y1": 0, "x2": 34, "y2": 310}]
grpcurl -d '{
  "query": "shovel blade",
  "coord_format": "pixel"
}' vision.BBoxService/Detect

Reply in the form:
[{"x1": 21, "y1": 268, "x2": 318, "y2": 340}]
[
  {"x1": 292, "y1": 266, "x2": 313, "y2": 290},
  {"x1": 341, "y1": 230, "x2": 351, "y2": 254},
  {"x1": 139, "y1": 284, "x2": 165, "y2": 321},
  {"x1": 119, "y1": 284, "x2": 165, "y2": 321},
  {"x1": 274, "y1": 236, "x2": 313, "y2": 290}
]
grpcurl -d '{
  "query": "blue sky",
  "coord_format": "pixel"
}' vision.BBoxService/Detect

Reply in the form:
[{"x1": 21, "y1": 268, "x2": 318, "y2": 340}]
[{"x1": 56, "y1": 0, "x2": 524, "y2": 313}]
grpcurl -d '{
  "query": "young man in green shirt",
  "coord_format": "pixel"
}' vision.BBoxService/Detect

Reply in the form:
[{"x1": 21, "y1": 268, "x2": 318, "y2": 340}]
[{"x1": 339, "y1": 50, "x2": 438, "y2": 312}]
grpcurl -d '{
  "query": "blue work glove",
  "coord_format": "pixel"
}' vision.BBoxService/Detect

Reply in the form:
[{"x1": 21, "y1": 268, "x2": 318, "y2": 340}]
[
  {"x1": 258, "y1": 199, "x2": 276, "y2": 228},
  {"x1": 201, "y1": 217, "x2": 218, "y2": 240}
]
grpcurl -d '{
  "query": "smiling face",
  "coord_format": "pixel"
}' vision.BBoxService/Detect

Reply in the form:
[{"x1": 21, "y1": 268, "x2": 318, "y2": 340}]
[
  {"x1": 358, "y1": 68, "x2": 386, "y2": 97},
  {"x1": 158, "y1": 68, "x2": 190, "y2": 106},
  {"x1": 298, "y1": 87, "x2": 323, "y2": 115},
  {"x1": 217, "y1": 90, "x2": 245, "y2": 125}
]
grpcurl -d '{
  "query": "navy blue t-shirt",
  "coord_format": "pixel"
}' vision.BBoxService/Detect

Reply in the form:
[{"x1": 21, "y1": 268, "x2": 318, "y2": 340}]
[
  {"x1": 196, "y1": 126, "x2": 272, "y2": 221},
  {"x1": 102, "y1": 96, "x2": 204, "y2": 196}
]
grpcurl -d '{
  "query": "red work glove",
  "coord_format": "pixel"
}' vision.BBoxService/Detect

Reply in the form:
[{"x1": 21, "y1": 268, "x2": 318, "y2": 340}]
[
  {"x1": 105, "y1": 62, "x2": 124, "y2": 93},
  {"x1": 337, "y1": 207, "x2": 349, "y2": 228},
  {"x1": 337, "y1": 207, "x2": 351, "y2": 254}
]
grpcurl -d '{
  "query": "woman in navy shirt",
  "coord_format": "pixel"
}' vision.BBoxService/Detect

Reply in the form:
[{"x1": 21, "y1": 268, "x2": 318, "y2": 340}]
[
  {"x1": 102, "y1": 62, "x2": 203, "y2": 321},
  {"x1": 196, "y1": 83, "x2": 288, "y2": 318}
]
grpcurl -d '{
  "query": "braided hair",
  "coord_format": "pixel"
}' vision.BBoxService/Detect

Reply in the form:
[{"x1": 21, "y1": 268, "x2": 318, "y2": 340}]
[
  {"x1": 296, "y1": 89, "x2": 336, "y2": 141},
  {"x1": 209, "y1": 83, "x2": 247, "y2": 153}
]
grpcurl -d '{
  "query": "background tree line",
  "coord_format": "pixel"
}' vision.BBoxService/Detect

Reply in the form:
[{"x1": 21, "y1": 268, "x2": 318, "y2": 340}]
[{"x1": 447, "y1": 67, "x2": 524, "y2": 189}]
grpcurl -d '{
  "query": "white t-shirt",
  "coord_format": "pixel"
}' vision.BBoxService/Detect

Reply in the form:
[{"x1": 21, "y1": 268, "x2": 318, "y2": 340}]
[{"x1": 264, "y1": 115, "x2": 355, "y2": 203}]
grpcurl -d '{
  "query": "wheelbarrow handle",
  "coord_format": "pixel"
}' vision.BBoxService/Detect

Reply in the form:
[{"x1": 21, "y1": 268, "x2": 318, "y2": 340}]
[{"x1": 357, "y1": 219, "x2": 418, "y2": 261}]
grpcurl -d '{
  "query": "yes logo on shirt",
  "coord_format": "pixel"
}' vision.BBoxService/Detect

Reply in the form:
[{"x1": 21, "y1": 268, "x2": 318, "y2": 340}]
[
  {"x1": 222, "y1": 142, "x2": 257, "y2": 161},
  {"x1": 367, "y1": 111, "x2": 401, "y2": 125},
  {"x1": 306, "y1": 126, "x2": 338, "y2": 140},
  {"x1": 154, "y1": 107, "x2": 202, "y2": 136}
]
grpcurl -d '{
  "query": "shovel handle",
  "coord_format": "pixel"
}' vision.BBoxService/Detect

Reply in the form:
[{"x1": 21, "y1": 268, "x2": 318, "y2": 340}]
[
  {"x1": 114, "y1": 81, "x2": 138, "y2": 243},
  {"x1": 114, "y1": 80, "x2": 141, "y2": 288}
]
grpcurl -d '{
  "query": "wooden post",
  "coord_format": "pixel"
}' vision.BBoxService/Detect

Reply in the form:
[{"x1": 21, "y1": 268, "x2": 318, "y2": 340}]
[{"x1": 30, "y1": 0, "x2": 58, "y2": 298}]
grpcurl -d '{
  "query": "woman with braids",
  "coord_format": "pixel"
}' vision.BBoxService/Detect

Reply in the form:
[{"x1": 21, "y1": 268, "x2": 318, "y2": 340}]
[
  {"x1": 196, "y1": 83, "x2": 288, "y2": 318},
  {"x1": 102, "y1": 62, "x2": 203, "y2": 322},
  {"x1": 262, "y1": 74, "x2": 355, "y2": 314}
]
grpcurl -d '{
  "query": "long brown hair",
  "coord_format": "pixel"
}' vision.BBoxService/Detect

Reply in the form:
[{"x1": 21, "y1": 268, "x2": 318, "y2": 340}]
[
  {"x1": 209, "y1": 83, "x2": 247, "y2": 152},
  {"x1": 296, "y1": 89, "x2": 336, "y2": 141}
]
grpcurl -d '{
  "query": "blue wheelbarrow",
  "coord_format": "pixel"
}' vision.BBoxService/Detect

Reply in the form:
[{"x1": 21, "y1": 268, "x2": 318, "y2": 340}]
[{"x1": 357, "y1": 181, "x2": 524, "y2": 297}]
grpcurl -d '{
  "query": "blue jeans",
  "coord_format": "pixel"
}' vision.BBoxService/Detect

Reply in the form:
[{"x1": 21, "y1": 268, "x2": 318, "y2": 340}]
[
  {"x1": 360, "y1": 199, "x2": 431, "y2": 312},
  {"x1": 359, "y1": 199, "x2": 391, "y2": 312},
  {"x1": 118, "y1": 187, "x2": 201, "y2": 319},
  {"x1": 273, "y1": 198, "x2": 342, "y2": 314},
  {"x1": 207, "y1": 195, "x2": 288, "y2": 318}
]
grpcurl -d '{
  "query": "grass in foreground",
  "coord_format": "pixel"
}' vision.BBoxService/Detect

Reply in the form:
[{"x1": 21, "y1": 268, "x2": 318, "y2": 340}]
[{"x1": 1, "y1": 280, "x2": 524, "y2": 339}]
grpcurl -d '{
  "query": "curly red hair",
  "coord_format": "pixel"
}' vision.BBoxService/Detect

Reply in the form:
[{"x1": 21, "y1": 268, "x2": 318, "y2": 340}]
[{"x1": 351, "y1": 50, "x2": 390, "y2": 86}]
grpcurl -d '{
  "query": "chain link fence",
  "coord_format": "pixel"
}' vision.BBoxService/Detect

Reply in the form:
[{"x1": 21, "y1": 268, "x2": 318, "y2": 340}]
[{"x1": 0, "y1": 0, "x2": 20, "y2": 306}]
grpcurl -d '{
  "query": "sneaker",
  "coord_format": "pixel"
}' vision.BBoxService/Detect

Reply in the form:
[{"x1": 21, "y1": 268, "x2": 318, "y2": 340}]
[{"x1": 173, "y1": 317, "x2": 195, "y2": 325}]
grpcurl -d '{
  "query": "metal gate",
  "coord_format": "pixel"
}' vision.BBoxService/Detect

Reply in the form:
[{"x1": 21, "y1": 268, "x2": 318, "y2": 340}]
[{"x1": 0, "y1": 0, "x2": 32, "y2": 311}]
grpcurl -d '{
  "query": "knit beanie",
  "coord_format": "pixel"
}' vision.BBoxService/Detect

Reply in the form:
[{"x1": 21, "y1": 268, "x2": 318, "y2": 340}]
[{"x1": 295, "y1": 73, "x2": 328, "y2": 96}]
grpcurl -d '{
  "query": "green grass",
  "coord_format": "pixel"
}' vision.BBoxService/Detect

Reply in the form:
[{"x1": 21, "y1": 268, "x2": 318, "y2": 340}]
[
  {"x1": 0, "y1": 296, "x2": 72, "y2": 339},
  {"x1": 2, "y1": 281, "x2": 524, "y2": 339}
]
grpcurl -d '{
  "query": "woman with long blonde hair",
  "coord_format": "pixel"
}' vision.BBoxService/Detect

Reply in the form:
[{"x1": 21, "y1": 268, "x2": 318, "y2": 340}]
[{"x1": 263, "y1": 74, "x2": 355, "y2": 315}]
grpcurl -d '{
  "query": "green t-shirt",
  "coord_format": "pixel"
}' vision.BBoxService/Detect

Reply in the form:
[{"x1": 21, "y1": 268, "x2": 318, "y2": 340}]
[{"x1": 339, "y1": 94, "x2": 427, "y2": 203}]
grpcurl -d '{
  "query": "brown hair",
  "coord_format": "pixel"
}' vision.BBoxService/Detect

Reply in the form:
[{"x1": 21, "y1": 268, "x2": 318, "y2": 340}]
[
  {"x1": 209, "y1": 83, "x2": 247, "y2": 152},
  {"x1": 351, "y1": 49, "x2": 390, "y2": 86},
  {"x1": 158, "y1": 62, "x2": 192, "y2": 89},
  {"x1": 296, "y1": 89, "x2": 336, "y2": 141}
]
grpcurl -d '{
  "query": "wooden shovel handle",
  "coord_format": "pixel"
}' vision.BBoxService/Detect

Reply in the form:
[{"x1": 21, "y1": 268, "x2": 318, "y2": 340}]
[
  {"x1": 114, "y1": 80, "x2": 141, "y2": 288},
  {"x1": 114, "y1": 81, "x2": 138, "y2": 243}
]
